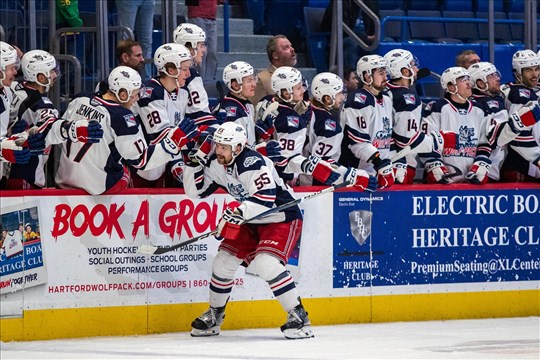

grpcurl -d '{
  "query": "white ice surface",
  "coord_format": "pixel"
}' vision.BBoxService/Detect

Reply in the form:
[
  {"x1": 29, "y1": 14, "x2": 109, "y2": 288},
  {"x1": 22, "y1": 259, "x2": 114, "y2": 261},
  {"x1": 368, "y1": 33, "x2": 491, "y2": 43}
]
[{"x1": 1, "y1": 317, "x2": 539, "y2": 360}]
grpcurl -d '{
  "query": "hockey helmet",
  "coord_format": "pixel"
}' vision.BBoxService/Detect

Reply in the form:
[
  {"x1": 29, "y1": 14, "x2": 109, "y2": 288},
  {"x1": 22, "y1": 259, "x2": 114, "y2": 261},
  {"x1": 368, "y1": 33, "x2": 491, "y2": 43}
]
[
  {"x1": 310, "y1": 72, "x2": 344, "y2": 106},
  {"x1": 213, "y1": 121, "x2": 247, "y2": 160},
  {"x1": 384, "y1": 49, "x2": 418, "y2": 84},
  {"x1": 108, "y1": 66, "x2": 142, "y2": 103},
  {"x1": 356, "y1": 54, "x2": 387, "y2": 81},
  {"x1": 468, "y1": 62, "x2": 500, "y2": 90},
  {"x1": 154, "y1": 43, "x2": 192, "y2": 74},
  {"x1": 440, "y1": 66, "x2": 470, "y2": 92},
  {"x1": 0, "y1": 41, "x2": 19, "y2": 71},
  {"x1": 222, "y1": 61, "x2": 255, "y2": 92},
  {"x1": 173, "y1": 23, "x2": 206, "y2": 48},
  {"x1": 20, "y1": 49, "x2": 57, "y2": 87},
  {"x1": 271, "y1": 66, "x2": 303, "y2": 101},
  {"x1": 512, "y1": 49, "x2": 540, "y2": 74}
]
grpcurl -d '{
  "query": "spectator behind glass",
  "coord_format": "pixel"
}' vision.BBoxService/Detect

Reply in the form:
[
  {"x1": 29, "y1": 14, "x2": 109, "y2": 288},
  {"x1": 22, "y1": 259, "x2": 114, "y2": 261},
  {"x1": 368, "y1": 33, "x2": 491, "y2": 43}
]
[
  {"x1": 96, "y1": 40, "x2": 145, "y2": 95},
  {"x1": 115, "y1": 0, "x2": 155, "y2": 80},
  {"x1": 250, "y1": 35, "x2": 297, "y2": 106},
  {"x1": 186, "y1": 0, "x2": 224, "y2": 83},
  {"x1": 321, "y1": 0, "x2": 380, "y2": 70},
  {"x1": 455, "y1": 49, "x2": 481, "y2": 69}
]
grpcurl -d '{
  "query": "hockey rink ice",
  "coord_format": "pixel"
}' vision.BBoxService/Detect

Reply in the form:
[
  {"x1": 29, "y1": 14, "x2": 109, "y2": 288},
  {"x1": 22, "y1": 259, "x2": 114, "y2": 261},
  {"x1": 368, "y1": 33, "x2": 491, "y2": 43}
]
[{"x1": 1, "y1": 316, "x2": 538, "y2": 359}]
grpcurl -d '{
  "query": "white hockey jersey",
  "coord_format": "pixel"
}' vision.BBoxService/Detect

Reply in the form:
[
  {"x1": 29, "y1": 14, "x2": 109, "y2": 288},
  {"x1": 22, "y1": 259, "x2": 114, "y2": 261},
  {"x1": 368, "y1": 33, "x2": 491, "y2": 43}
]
[
  {"x1": 131, "y1": 77, "x2": 190, "y2": 181},
  {"x1": 56, "y1": 94, "x2": 182, "y2": 194},
  {"x1": 8, "y1": 81, "x2": 66, "y2": 187},
  {"x1": 183, "y1": 147, "x2": 302, "y2": 224},
  {"x1": 306, "y1": 103, "x2": 343, "y2": 164},
  {"x1": 421, "y1": 97, "x2": 491, "y2": 182},
  {"x1": 502, "y1": 84, "x2": 540, "y2": 179},
  {"x1": 219, "y1": 94, "x2": 256, "y2": 146},
  {"x1": 385, "y1": 82, "x2": 424, "y2": 170},
  {"x1": 339, "y1": 88, "x2": 393, "y2": 175},
  {"x1": 0, "y1": 86, "x2": 13, "y2": 178},
  {"x1": 184, "y1": 68, "x2": 218, "y2": 128},
  {"x1": 472, "y1": 92, "x2": 509, "y2": 181}
]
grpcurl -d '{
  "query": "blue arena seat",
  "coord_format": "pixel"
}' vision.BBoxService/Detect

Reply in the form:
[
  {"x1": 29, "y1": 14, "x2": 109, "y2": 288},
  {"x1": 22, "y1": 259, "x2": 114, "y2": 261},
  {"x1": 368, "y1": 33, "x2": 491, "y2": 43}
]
[
  {"x1": 476, "y1": 12, "x2": 514, "y2": 44},
  {"x1": 442, "y1": 11, "x2": 480, "y2": 43},
  {"x1": 476, "y1": 0, "x2": 505, "y2": 12},
  {"x1": 303, "y1": 6, "x2": 330, "y2": 72},
  {"x1": 408, "y1": 10, "x2": 463, "y2": 43},
  {"x1": 380, "y1": 9, "x2": 407, "y2": 41},
  {"x1": 379, "y1": 0, "x2": 405, "y2": 10},
  {"x1": 407, "y1": 0, "x2": 442, "y2": 11},
  {"x1": 442, "y1": 0, "x2": 473, "y2": 12}
]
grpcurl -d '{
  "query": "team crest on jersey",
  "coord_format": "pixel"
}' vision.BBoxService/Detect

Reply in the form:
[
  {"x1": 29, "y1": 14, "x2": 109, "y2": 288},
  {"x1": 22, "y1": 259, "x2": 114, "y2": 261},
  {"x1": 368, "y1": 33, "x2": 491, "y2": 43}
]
[
  {"x1": 354, "y1": 93, "x2": 367, "y2": 104},
  {"x1": 519, "y1": 88, "x2": 531, "y2": 98},
  {"x1": 403, "y1": 93, "x2": 416, "y2": 105},
  {"x1": 227, "y1": 183, "x2": 247, "y2": 201},
  {"x1": 287, "y1": 116, "x2": 300, "y2": 128},
  {"x1": 123, "y1": 113, "x2": 137, "y2": 127},
  {"x1": 458, "y1": 125, "x2": 477, "y2": 145},
  {"x1": 243, "y1": 156, "x2": 260, "y2": 167},
  {"x1": 225, "y1": 106, "x2": 237, "y2": 117},
  {"x1": 324, "y1": 119, "x2": 337, "y2": 131},
  {"x1": 174, "y1": 112, "x2": 182, "y2": 125},
  {"x1": 140, "y1": 87, "x2": 153, "y2": 99},
  {"x1": 486, "y1": 100, "x2": 499, "y2": 109}
]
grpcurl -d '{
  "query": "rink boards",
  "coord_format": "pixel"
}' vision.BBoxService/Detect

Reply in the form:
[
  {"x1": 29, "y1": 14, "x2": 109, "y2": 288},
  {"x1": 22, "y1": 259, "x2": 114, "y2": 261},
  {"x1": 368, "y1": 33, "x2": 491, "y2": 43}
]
[{"x1": 0, "y1": 184, "x2": 539, "y2": 341}]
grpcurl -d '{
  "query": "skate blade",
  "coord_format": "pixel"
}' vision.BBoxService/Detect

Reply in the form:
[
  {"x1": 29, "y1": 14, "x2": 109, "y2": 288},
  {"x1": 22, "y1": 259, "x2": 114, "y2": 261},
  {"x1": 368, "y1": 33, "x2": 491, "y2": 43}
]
[
  {"x1": 190, "y1": 326, "x2": 221, "y2": 337},
  {"x1": 283, "y1": 326, "x2": 314, "y2": 339}
]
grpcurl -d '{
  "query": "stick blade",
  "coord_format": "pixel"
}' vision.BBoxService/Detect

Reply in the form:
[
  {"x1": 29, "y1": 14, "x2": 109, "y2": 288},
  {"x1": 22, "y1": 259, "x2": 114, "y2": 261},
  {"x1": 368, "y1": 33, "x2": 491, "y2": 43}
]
[{"x1": 137, "y1": 245, "x2": 158, "y2": 254}]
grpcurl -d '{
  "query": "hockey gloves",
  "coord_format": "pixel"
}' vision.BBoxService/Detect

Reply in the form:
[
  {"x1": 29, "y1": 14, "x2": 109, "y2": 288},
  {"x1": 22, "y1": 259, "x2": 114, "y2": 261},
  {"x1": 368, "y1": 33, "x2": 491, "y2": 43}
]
[
  {"x1": 466, "y1": 156, "x2": 491, "y2": 185},
  {"x1": 393, "y1": 160, "x2": 408, "y2": 184},
  {"x1": 344, "y1": 167, "x2": 377, "y2": 192},
  {"x1": 0, "y1": 137, "x2": 31, "y2": 164},
  {"x1": 26, "y1": 132, "x2": 46, "y2": 155},
  {"x1": 509, "y1": 101, "x2": 540, "y2": 132},
  {"x1": 301, "y1": 155, "x2": 340, "y2": 185},
  {"x1": 163, "y1": 118, "x2": 198, "y2": 155},
  {"x1": 255, "y1": 101, "x2": 279, "y2": 141},
  {"x1": 255, "y1": 140, "x2": 286, "y2": 165},
  {"x1": 65, "y1": 119, "x2": 104, "y2": 143},
  {"x1": 424, "y1": 159, "x2": 451, "y2": 184},
  {"x1": 10, "y1": 119, "x2": 28, "y2": 135},
  {"x1": 189, "y1": 129, "x2": 214, "y2": 166},
  {"x1": 217, "y1": 208, "x2": 244, "y2": 240},
  {"x1": 370, "y1": 153, "x2": 394, "y2": 188}
]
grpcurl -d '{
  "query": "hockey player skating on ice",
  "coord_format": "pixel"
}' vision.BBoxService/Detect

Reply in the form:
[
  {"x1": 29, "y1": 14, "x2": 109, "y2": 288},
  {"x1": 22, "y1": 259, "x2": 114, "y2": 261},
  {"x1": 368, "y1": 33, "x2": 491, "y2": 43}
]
[{"x1": 184, "y1": 122, "x2": 314, "y2": 339}]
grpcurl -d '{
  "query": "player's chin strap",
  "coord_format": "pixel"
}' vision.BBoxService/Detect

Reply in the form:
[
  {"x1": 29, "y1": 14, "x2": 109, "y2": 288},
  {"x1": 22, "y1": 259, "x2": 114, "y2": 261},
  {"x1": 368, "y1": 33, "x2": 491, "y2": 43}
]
[{"x1": 137, "y1": 180, "x2": 353, "y2": 255}]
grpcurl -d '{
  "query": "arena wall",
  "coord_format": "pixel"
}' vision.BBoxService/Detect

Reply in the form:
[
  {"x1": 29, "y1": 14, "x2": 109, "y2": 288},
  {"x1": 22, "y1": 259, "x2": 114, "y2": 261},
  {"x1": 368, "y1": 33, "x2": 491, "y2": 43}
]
[{"x1": 0, "y1": 183, "x2": 538, "y2": 341}]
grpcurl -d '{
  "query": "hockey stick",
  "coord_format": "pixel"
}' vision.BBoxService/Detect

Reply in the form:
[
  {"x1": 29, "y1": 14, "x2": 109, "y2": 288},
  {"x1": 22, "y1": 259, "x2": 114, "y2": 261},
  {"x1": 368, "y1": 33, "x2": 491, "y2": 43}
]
[
  {"x1": 443, "y1": 163, "x2": 463, "y2": 181},
  {"x1": 137, "y1": 180, "x2": 352, "y2": 255}
]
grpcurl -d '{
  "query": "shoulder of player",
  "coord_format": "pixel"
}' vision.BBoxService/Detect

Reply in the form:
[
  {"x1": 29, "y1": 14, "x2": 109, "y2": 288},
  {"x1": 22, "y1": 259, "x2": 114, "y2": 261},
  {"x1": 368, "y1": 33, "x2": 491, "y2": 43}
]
[
  {"x1": 311, "y1": 107, "x2": 341, "y2": 134},
  {"x1": 344, "y1": 88, "x2": 376, "y2": 109},
  {"x1": 507, "y1": 84, "x2": 537, "y2": 103},
  {"x1": 221, "y1": 97, "x2": 249, "y2": 118},
  {"x1": 235, "y1": 149, "x2": 266, "y2": 171}
]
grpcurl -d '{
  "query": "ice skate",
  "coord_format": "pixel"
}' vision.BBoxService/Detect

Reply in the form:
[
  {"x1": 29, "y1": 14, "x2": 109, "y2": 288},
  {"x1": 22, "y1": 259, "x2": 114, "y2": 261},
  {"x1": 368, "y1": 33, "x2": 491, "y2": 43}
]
[
  {"x1": 280, "y1": 299, "x2": 314, "y2": 339},
  {"x1": 191, "y1": 305, "x2": 226, "y2": 337}
]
